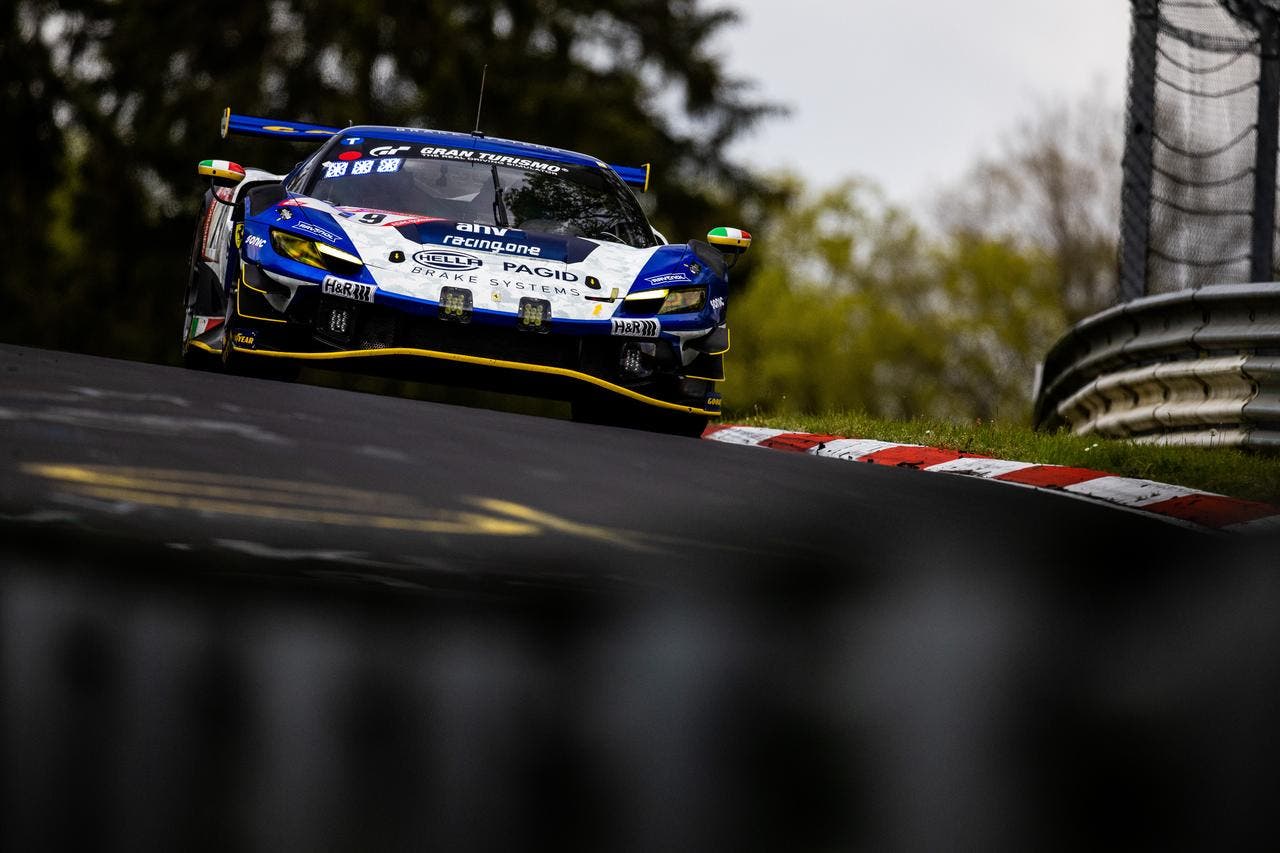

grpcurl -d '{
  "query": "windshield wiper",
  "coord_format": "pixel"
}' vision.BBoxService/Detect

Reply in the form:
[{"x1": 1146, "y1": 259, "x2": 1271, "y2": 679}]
[{"x1": 490, "y1": 165, "x2": 508, "y2": 228}]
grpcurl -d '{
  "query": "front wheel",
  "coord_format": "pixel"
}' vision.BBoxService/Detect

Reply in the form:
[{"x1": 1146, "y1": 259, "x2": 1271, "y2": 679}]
[{"x1": 181, "y1": 208, "x2": 222, "y2": 371}]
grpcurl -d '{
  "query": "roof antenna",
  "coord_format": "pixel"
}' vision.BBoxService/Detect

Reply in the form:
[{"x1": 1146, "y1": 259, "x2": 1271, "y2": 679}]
[{"x1": 472, "y1": 64, "x2": 488, "y2": 138}]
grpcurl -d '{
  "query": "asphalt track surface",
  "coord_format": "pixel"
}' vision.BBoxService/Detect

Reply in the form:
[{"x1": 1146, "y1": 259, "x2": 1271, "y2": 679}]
[
  {"x1": 0, "y1": 343, "x2": 1219, "y2": 585},
  {"x1": 4, "y1": 342, "x2": 1280, "y2": 851}
]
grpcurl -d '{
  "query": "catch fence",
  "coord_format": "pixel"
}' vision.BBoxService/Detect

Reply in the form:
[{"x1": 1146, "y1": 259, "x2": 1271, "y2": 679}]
[{"x1": 1121, "y1": 0, "x2": 1280, "y2": 297}]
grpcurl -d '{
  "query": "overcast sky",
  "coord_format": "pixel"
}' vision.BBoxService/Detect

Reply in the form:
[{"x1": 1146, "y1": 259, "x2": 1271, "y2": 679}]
[{"x1": 714, "y1": 0, "x2": 1132, "y2": 206}]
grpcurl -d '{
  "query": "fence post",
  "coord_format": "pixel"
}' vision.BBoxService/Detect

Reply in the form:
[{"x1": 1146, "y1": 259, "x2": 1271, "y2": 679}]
[
  {"x1": 1119, "y1": 0, "x2": 1160, "y2": 302},
  {"x1": 1252, "y1": 10, "x2": 1280, "y2": 283}
]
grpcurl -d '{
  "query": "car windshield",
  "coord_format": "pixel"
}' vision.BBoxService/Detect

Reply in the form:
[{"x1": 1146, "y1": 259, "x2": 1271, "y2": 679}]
[{"x1": 307, "y1": 138, "x2": 656, "y2": 247}]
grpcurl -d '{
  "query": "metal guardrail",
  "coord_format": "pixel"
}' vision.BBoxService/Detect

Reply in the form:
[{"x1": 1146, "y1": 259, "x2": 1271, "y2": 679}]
[{"x1": 1033, "y1": 283, "x2": 1280, "y2": 447}]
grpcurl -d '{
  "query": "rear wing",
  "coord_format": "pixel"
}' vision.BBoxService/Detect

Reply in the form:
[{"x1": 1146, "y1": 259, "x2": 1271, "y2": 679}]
[
  {"x1": 610, "y1": 164, "x2": 651, "y2": 192},
  {"x1": 220, "y1": 108, "x2": 339, "y2": 140},
  {"x1": 218, "y1": 107, "x2": 652, "y2": 191}
]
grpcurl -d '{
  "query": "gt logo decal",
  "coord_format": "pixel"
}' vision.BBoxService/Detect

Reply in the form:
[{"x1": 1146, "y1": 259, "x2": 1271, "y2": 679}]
[
  {"x1": 322, "y1": 276, "x2": 376, "y2": 303},
  {"x1": 610, "y1": 318, "x2": 659, "y2": 337}
]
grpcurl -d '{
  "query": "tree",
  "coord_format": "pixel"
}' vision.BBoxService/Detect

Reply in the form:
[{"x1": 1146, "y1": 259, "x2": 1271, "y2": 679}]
[
  {"x1": 933, "y1": 89, "x2": 1123, "y2": 323},
  {"x1": 723, "y1": 179, "x2": 1067, "y2": 422}
]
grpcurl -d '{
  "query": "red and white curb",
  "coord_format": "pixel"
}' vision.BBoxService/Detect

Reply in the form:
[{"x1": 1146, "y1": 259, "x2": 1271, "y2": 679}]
[{"x1": 702, "y1": 425, "x2": 1280, "y2": 534}]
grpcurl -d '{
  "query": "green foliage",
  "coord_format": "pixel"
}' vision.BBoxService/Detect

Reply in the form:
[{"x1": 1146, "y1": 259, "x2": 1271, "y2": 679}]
[
  {"x1": 724, "y1": 179, "x2": 1068, "y2": 423},
  {"x1": 2, "y1": 0, "x2": 778, "y2": 361},
  {"x1": 733, "y1": 410, "x2": 1280, "y2": 505},
  {"x1": 934, "y1": 90, "x2": 1122, "y2": 323}
]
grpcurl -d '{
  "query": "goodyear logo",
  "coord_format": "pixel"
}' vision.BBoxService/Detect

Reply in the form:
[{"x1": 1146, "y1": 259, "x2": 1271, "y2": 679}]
[
  {"x1": 412, "y1": 249, "x2": 482, "y2": 271},
  {"x1": 232, "y1": 329, "x2": 257, "y2": 349}
]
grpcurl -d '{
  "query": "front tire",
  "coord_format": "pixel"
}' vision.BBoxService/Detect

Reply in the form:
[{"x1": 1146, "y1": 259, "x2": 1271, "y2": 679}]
[{"x1": 181, "y1": 206, "x2": 222, "y2": 371}]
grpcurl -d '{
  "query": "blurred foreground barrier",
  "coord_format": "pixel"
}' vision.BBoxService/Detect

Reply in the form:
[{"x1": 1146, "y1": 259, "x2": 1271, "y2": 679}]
[
  {"x1": 6, "y1": 521, "x2": 1280, "y2": 851},
  {"x1": 1034, "y1": 283, "x2": 1280, "y2": 447}
]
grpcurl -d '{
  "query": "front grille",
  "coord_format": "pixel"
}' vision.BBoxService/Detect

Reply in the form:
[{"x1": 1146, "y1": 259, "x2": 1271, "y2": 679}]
[
  {"x1": 313, "y1": 301, "x2": 585, "y2": 369},
  {"x1": 305, "y1": 302, "x2": 706, "y2": 406},
  {"x1": 359, "y1": 312, "x2": 396, "y2": 349},
  {"x1": 400, "y1": 310, "x2": 582, "y2": 368}
]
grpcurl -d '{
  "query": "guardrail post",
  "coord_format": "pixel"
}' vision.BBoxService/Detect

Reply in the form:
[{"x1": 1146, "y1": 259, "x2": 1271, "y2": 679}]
[
  {"x1": 1252, "y1": 10, "x2": 1280, "y2": 283},
  {"x1": 1119, "y1": 0, "x2": 1160, "y2": 303}
]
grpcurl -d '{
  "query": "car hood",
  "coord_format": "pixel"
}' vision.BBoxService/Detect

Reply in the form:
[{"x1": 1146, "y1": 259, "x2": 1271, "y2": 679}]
[{"x1": 273, "y1": 196, "x2": 692, "y2": 322}]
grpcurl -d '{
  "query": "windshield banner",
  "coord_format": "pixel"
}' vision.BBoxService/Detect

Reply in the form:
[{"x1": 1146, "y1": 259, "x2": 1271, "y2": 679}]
[{"x1": 395, "y1": 221, "x2": 600, "y2": 265}]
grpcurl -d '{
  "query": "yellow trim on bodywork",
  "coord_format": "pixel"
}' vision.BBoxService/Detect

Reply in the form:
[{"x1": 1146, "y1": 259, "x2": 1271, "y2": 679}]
[
  {"x1": 233, "y1": 344, "x2": 721, "y2": 416},
  {"x1": 708, "y1": 326, "x2": 730, "y2": 356},
  {"x1": 236, "y1": 270, "x2": 288, "y2": 324},
  {"x1": 198, "y1": 162, "x2": 244, "y2": 182},
  {"x1": 708, "y1": 231, "x2": 752, "y2": 249},
  {"x1": 643, "y1": 163, "x2": 651, "y2": 193},
  {"x1": 189, "y1": 340, "x2": 220, "y2": 355}
]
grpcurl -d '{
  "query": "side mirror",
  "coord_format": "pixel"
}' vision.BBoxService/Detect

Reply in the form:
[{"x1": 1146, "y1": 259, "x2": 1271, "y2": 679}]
[
  {"x1": 707, "y1": 227, "x2": 751, "y2": 269},
  {"x1": 198, "y1": 159, "x2": 245, "y2": 204}
]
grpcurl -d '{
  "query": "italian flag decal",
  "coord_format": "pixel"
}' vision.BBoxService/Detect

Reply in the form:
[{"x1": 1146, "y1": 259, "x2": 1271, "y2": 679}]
[
  {"x1": 189, "y1": 315, "x2": 224, "y2": 338},
  {"x1": 708, "y1": 226, "x2": 752, "y2": 248},
  {"x1": 198, "y1": 159, "x2": 245, "y2": 181}
]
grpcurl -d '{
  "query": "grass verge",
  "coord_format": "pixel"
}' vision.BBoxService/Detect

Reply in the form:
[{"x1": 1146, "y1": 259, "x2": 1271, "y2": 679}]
[{"x1": 728, "y1": 411, "x2": 1280, "y2": 505}]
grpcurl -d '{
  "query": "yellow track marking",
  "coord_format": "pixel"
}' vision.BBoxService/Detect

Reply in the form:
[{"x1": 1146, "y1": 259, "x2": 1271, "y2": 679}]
[
  {"x1": 21, "y1": 463, "x2": 663, "y2": 545},
  {"x1": 29, "y1": 464, "x2": 431, "y2": 511},
  {"x1": 23, "y1": 463, "x2": 535, "y2": 536},
  {"x1": 469, "y1": 497, "x2": 659, "y2": 553}
]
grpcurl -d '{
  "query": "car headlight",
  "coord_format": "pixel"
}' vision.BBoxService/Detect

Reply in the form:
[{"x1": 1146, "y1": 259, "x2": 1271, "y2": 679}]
[
  {"x1": 623, "y1": 287, "x2": 706, "y2": 314},
  {"x1": 270, "y1": 229, "x2": 363, "y2": 276}
]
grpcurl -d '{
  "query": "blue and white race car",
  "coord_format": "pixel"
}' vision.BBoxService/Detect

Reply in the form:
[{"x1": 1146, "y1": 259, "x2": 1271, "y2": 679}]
[{"x1": 184, "y1": 109, "x2": 750, "y2": 434}]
